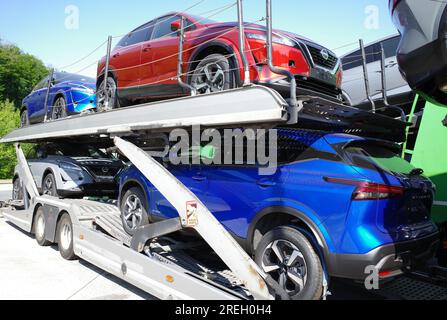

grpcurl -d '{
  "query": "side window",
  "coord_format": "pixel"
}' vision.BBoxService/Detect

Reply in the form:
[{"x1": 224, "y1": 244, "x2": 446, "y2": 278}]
[
  {"x1": 33, "y1": 77, "x2": 48, "y2": 91},
  {"x1": 341, "y1": 44, "x2": 381, "y2": 70},
  {"x1": 152, "y1": 15, "x2": 180, "y2": 39},
  {"x1": 118, "y1": 23, "x2": 153, "y2": 47},
  {"x1": 381, "y1": 36, "x2": 400, "y2": 59},
  {"x1": 185, "y1": 19, "x2": 196, "y2": 32},
  {"x1": 342, "y1": 50, "x2": 361, "y2": 70}
]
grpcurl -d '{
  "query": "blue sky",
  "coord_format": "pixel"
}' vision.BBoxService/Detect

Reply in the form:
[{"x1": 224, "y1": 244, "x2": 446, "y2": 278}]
[{"x1": 0, "y1": 0, "x2": 397, "y2": 77}]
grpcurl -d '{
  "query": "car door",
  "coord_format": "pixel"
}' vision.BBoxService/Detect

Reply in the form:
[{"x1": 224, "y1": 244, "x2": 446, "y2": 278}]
[
  {"x1": 27, "y1": 77, "x2": 48, "y2": 123},
  {"x1": 380, "y1": 35, "x2": 407, "y2": 93},
  {"x1": 139, "y1": 15, "x2": 184, "y2": 98},
  {"x1": 341, "y1": 44, "x2": 381, "y2": 106},
  {"x1": 200, "y1": 162, "x2": 288, "y2": 239},
  {"x1": 150, "y1": 151, "x2": 209, "y2": 220},
  {"x1": 111, "y1": 24, "x2": 151, "y2": 100}
]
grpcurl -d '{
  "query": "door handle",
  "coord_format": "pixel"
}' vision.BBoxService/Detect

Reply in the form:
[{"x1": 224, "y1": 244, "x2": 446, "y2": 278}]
[
  {"x1": 143, "y1": 44, "x2": 152, "y2": 52},
  {"x1": 257, "y1": 179, "x2": 276, "y2": 188},
  {"x1": 192, "y1": 175, "x2": 206, "y2": 182},
  {"x1": 112, "y1": 53, "x2": 120, "y2": 58},
  {"x1": 386, "y1": 62, "x2": 397, "y2": 68}
]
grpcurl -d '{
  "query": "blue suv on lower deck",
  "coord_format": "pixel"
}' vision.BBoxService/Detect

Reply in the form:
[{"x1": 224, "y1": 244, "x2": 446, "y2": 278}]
[{"x1": 118, "y1": 128, "x2": 439, "y2": 300}]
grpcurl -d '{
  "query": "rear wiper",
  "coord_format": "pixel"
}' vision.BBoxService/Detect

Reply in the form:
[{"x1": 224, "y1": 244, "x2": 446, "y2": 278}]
[{"x1": 409, "y1": 168, "x2": 424, "y2": 176}]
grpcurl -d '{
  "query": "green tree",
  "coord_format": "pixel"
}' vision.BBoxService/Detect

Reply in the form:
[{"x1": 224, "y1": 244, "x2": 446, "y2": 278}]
[
  {"x1": 0, "y1": 100, "x2": 34, "y2": 179},
  {"x1": 0, "y1": 41, "x2": 48, "y2": 107}
]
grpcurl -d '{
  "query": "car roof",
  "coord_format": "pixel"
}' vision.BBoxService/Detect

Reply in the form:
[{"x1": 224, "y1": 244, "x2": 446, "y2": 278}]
[{"x1": 341, "y1": 33, "x2": 400, "y2": 58}]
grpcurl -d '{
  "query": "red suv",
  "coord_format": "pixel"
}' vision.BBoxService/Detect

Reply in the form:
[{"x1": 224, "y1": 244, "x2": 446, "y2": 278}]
[{"x1": 97, "y1": 13, "x2": 343, "y2": 109}]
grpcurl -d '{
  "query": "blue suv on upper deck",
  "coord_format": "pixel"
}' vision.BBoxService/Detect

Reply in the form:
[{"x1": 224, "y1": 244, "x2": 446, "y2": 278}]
[{"x1": 117, "y1": 128, "x2": 439, "y2": 300}]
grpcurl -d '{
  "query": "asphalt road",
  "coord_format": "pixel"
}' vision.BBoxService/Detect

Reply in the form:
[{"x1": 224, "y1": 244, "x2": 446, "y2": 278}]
[{"x1": 0, "y1": 183, "x2": 153, "y2": 300}]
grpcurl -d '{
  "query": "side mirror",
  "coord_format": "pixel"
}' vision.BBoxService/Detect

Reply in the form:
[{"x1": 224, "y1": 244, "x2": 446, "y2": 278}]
[{"x1": 171, "y1": 20, "x2": 181, "y2": 32}]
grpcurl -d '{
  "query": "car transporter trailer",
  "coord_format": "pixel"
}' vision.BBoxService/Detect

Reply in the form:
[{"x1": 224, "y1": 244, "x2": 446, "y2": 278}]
[{"x1": 1, "y1": 0, "x2": 445, "y2": 300}]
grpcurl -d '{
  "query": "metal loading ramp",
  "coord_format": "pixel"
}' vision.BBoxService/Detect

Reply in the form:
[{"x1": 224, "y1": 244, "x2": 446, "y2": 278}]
[{"x1": 0, "y1": 85, "x2": 288, "y2": 144}]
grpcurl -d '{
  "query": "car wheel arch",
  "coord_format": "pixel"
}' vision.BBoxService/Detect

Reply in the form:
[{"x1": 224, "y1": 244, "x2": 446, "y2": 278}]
[
  {"x1": 41, "y1": 168, "x2": 58, "y2": 189},
  {"x1": 248, "y1": 206, "x2": 331, "y2": 261},
  {"x1": 52, "y1": 91, "x2": 67, "y2": 106},
  {"x1": 119, "y1": 178, "x2": 149, "y2": 209},
  {"x1": 97, "y1": 69, "x2": 118, "y2": 88},
  {"x1": 187, "y1": 40, "x2": 242, "y2": 86}
]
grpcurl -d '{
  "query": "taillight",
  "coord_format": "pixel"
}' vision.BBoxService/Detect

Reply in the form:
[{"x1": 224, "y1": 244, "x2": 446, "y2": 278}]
[{"x1": 324, "y1": 177, "x2": 404, "y2": 201}]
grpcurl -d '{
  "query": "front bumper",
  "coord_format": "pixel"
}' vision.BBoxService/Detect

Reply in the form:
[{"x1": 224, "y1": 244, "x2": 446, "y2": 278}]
[
  {"x1": 258, "y1": 78, "x2": 342, "y2": 104},
  {"x1": 327, "y1": 232, "x2": 440, "y2": 280},
  {"x1": 58, "y1": 182, "x2": 118, "y2": 199}
]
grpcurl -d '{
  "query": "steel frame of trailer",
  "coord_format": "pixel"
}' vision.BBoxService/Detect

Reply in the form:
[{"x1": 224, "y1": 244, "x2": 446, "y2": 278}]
[
  {"x1": 0, "y1": 141, "x2": 272, "y2": 300},
  {"x1": 0, "y1": 81, "x2": 308, "y2": 300}
]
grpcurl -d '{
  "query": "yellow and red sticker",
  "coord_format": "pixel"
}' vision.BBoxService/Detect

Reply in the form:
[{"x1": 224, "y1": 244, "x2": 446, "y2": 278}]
[{"x1": 186, "y1": 201, "x2": 198, "y2": 227}]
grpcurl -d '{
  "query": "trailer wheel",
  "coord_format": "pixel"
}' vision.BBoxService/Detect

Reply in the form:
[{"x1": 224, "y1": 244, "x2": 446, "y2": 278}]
[
  {"x1": 120, "y1": 187, "x2": 149, "y2": 236},
  {"x1": 255, "y1": 226, "x2": 323, "y2": 300},
  {"x1": 33, "y1": 207, "x2": 52, "y2": 246},
  {"x1": 56, "y1": 213, "x2": 77, "y2": 260}
]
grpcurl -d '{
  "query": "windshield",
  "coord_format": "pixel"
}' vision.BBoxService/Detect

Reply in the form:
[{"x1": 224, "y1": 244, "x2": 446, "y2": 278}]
[
  {"x1": 188, "y1": 15, "x2": 216, "y2": 25},
  {"x1": 47, "y1": 144, "x2": 109, "y2": 159},
  {"x1": 342, "y1": 141, "x2": 415, "y2": 175}
]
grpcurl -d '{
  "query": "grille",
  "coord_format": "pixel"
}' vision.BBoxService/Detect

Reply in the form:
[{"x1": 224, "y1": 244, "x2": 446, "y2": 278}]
[
  {"x1": 306, "y1": 45, "x2": 338, "y2": 70},
  {"x1": 85, "y1": 165, "x2": 120, "y2": 177}
]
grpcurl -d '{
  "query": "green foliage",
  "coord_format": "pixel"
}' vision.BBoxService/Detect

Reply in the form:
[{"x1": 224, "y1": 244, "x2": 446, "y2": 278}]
[
  {"x1": 0, "y1": 41, "x2": 48, "y2": 107},
  {"x1": 0, "y1": 100, "x2": 34, "y2": 179}
]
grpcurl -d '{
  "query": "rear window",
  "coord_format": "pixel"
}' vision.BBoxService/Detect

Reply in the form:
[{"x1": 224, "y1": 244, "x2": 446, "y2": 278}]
[{"x1": 342, "y1": 141, "x2": 415, "y2": 174}]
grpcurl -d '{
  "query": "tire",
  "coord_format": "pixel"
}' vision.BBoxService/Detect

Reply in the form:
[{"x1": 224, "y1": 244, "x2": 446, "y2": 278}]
[
  {"x1": 12, "y1": 176, "x2": 23, "y2": 201},
  {"x1": 255, "y1": 226, "x2": 323, "y2": 300},
  {"x1": 42, "y1": 173, "x2": 59, "y2": 198},
  {"x1": 189, "y1": 53, "x2": 236, "y2": 95},
  {"x1": 20, "y1": 109, "x2": 29, "y2": 128},
  {"x1": 120, "y1": 187, "x2": 149, "y2": 236},
  {"x1": 56, "y1": 213, "x2": 77, "y2": 260},
  {"x1": 97, "y1": 76, "x2": 120, "y2": 112},
  {"x1": 33, "y1": 207, "x2": 52, "y2": 246},
  {"x1": 51, "y1": 96, "x2": 67, "y2": 120}
]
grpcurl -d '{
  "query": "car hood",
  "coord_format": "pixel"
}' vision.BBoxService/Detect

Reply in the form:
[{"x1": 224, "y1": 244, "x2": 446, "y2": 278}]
[
  {"x1": 58, "y1": 80, "x2": 96, "y2": 92},
  {"x1": 205, "y1": 22, "x2": 330, "y2": 49}
]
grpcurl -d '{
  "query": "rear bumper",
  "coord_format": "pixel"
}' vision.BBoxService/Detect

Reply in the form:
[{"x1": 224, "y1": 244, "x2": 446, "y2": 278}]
[{"x1": 328, "y1": 232, "x2": 440, "y2": 280}]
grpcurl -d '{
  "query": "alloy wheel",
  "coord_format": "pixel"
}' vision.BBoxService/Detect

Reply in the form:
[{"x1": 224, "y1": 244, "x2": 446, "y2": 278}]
[
  {"x1": 20, "y1": 111, "x2": 28, "y2": 127},
  {"x1": 52, "y1": 98, "x2": 66, "y2": 120},
  {"x1": 97, "y1": 78, "x2": 116, "y2": 112},
  {"x1": 192, "y1": 63, "x2": 225, "y2": 94},
  {"x1": 261, "y1": 239, "x2": 308, "y2": 296},
  {"x1": 12, "y1": 179, "x2": 22, "y2": 201},
  {"x1": 43, "y1": 176, "x2": 54, "y2": 196},
  {"x1": 123, "y1": 194, "x2": 143, "y2": 231}
]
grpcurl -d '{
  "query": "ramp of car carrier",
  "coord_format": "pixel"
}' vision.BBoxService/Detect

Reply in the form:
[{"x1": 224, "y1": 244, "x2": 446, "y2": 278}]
[{"x1": 0, "y1": 85, "x2": 288, "y2": 144}]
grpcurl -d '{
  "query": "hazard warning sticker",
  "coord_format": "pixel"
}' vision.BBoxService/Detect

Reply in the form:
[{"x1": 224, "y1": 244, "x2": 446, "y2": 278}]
[{"x1": 186, "y1": 201, "x2": 198, "y2": 227}]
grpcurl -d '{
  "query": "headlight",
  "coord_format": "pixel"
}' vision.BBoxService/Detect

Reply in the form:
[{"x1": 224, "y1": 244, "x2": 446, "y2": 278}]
[
  {"x1": 59, "y1": 162, "x2": 82, "y2": 171},
  {"x1": 246, "y1": 32, "x2": 296, "y2": 47}
]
